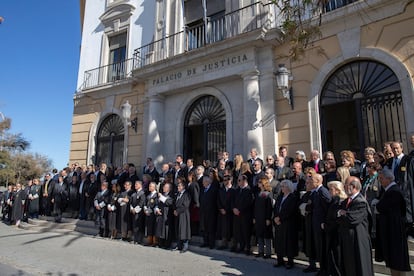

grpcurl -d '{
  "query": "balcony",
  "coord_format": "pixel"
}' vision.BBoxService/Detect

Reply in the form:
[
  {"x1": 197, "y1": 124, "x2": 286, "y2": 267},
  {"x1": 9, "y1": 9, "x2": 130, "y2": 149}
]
[
  {"x1": 79, "y1": 58, "x2": 138, "y2": 91},
  {"x1": 133, "y1": 2, "x2": 274, "y2": 70}
]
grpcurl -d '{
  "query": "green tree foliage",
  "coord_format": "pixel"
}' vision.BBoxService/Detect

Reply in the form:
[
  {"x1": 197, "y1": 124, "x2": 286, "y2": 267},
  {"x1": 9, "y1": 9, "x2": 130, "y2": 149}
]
[
  {"x1": 0, "y1": 115, "x2": 52, "y2": 186},
  {"x1": 272, "y1": 0, "x2": 326, "y2": 60}
]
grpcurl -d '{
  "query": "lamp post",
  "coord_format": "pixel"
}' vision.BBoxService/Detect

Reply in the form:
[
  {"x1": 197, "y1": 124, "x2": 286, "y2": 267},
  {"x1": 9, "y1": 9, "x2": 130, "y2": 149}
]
[
  {"x1": 121, "y1": 100, "x2": 138, "y2": 133},
  {"x1": 275, "y1": 64, "x2": 294, "y2": 110}
]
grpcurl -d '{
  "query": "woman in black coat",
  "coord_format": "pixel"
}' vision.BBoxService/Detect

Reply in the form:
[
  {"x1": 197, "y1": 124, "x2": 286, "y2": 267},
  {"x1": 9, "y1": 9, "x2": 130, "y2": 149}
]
[
  {"x1": 253, "y1": 176, "x2": 273, "y2": 258},
  {"x1": 273, "y1": 179, "x2": 298, "y2": 269},
  {"x1": 325, "y1": 181, "x2": 347, "y2": 276}
]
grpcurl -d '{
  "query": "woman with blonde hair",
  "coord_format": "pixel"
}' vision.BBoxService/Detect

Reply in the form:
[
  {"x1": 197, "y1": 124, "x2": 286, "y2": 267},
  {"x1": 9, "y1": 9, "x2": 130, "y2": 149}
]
[
  {"x1": 336, "y1": 166, "x2": 350, "y2": 185},
  {"x1": 325, "y1": 181, "x2": 347, "y2": 276},
  {"x1": 240, "y1": 161, "x2": 253, "y2": 187},
  {"x1": 340, "y1": 150, "x2": 360, "y2": 177},
  {"x1": 232, "y1": 154, "x2": 244, "y2": 187},
  {"x1": 253, "y1": 176, "x2": 273, "y2": 259}
]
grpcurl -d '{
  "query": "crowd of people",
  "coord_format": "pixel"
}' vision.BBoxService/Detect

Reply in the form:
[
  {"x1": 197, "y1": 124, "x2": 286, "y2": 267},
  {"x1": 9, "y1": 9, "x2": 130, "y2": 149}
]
[{"x1": 2, "y1": 136, "x2": 414, "y2": 276}]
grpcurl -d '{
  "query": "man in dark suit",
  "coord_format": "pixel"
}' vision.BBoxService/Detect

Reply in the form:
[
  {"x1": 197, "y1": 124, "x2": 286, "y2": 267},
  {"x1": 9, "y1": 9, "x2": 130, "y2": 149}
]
[
  {"x1": 305, "y1": 173, "x2": 331, "y2": 274},
  {"x1": 94, "y1": 181, "x2": 111, "y2": 237},
  {"x1": 251, "y1": 159, "x2": 265, "y2": 195},
  {"x1": 279, "y1": 146, "x2": 294, "y2": 168},
  {"x1": 390, "y1": 141, "x2": 414, "y2": 236},
  {"x1": 199, "y1": 176, "x2": 218, "y2": 249},
  {"x1": 232, "y1": 174, "x2": 254, "y2": 255},
  {"x1": 41, "y1": 173, "x2": 55, "y2": 216},
  {"x1": 338, "y1": 176, "x2": 373, "y2": 276},
  {"x1": 222, "y1": 151, "x2": 234, "y2": 169},
  {"x1": 51, "y1": 175, "x2": 68, "y2": 223},
  {"x1": 306, "y1": 150, "x2": 325, "y2": 175},
  {"x1": 184, "y1": 158, "x2": 195, "y2": 180},
  {"x1": 274, "y1": 156, "x2": 293, "y2": 182},
  {"x1": 247, "y1": 148, "x2": 263, "y2": 171},
  {"x1": 376, "y1": 169, "x2": 411, "y2": 275}
]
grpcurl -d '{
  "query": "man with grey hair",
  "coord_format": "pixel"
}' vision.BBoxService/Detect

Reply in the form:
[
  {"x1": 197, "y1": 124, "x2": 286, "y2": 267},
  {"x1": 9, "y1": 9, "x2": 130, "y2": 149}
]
[
  {"x1": 337, "y1": 176, "x2": 373, "y2": 276},
  {"x1": 376, "y1": 168, "x2": 411, "y2": 275}
]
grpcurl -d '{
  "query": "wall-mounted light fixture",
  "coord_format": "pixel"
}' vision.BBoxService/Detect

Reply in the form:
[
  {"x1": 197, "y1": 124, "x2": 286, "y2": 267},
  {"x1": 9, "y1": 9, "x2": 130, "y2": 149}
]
[
  {"x1": 121, "y1": 100, "x2": 137, "y2": 133},
  {"x1": 275, "y1": 64, "x2": 294, "y2": 110}
]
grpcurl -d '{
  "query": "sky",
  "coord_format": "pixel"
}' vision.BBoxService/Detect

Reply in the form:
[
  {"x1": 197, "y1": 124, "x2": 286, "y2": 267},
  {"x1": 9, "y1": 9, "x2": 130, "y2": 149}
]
[{"x1": 0, "y1": 1, "x2": 80, "y2": 170}]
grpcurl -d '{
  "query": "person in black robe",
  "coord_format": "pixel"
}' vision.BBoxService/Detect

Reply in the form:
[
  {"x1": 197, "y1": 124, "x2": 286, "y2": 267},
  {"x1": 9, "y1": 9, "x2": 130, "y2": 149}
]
[
  {"x1": 273, "y1": 179, "x2": 298, "y2": 269},
  {"x1": 11, "y1": 183, "x2": 25, "y2": 227},
  {"x1": 232, "y1": 174, "x2": 254, "y2": 255},
  {"x1": 254, "y1": 176, "x2": 274, "y2": 259},
  {"x1": 186, "y1": 172, "x2": 200, "y2": 236},
  {"x1": 155, "y1": 182, "x2": 174, "y2": 249},
  {"x1": 144, "y1": 182, "x2": 158, "y2": 246},
  {"x1": 130, "y1": 180, "x2": 146, "y2": 244},
  {"x1": 338, "y1": 176, "x2": 373, "y2": 276},
  {"x1": 51, "y1": 175, "x2": 68, "y2": 223},
  {"x1": 119, "y1": 180, "x2": 134, "y2": 241},
  {"x1": 375, "y1": 169, "x2": 411, "y2": 275},
  {"x1": 199, "y1": 175, "x2": 218, "y2": 249},
  {"x1": 28, "y1": 178, "x2": 41, "y2": 219},
  {"x1": 42, "y1": 173, "x2": 55, "y2": 216},
  {"x1": 68, "y1": 174, "x2": 80, "y2": 218},
  {"x1": 2, "y1": 185, "x2": 13, "y2": 222},
  {"x1": 325, "y1": 181, "x2": 347, "y2": 276},
  {"x1": 85, "y1": 173, "x2": 98, "y2": 221},
  {"x1": 107, "y1": 183, "x2": 121, "y2": 239},
  {"x1": 309, "y1": 173, "x2": 331, "y2": 275},
  {"x1": 94, "y1": 181, "x2": 111, "y2": 237},
  {"x1": 217, "y1": 171, "x2": 236, "y2": 250},
  {"x1": 174, "y1": 181, "x2": 191, "y2": 252}
]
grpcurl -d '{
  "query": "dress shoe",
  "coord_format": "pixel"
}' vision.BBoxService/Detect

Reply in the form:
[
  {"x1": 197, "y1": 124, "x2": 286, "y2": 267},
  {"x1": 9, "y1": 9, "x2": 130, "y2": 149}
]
[
  {"x1": 263, "y1": 255, "x2": 270, "y2": 259},
  {"x1": 244, "y1": 250, "x2": 251, "y2": 256},
  {"x1": 303, "y1": 266, "x2": 318, "y2": 273},
  {"x1": 199, "y1": 243, "x2": 208, "y2": 248}
]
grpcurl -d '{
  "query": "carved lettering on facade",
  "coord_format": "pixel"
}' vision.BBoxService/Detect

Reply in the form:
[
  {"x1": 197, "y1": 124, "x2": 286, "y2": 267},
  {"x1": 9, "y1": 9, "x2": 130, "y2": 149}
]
[{"x1": 151, "y1": 54, "x2": 248, "y2": 86}]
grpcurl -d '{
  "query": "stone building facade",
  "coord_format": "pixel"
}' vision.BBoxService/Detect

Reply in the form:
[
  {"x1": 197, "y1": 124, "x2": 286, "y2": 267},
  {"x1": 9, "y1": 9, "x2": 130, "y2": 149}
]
[{"x1": 70, "y1": 0, "x2": 414, "y2": 171}]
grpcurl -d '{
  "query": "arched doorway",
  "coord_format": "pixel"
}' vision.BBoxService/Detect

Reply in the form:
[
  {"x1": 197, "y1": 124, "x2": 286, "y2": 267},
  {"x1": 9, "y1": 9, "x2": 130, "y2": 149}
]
[
  {"x1": 184, "y1": 95, "x2": 226, "y2": 165},
  {"x1": 320, "y1": 60, "x2": 407, "y2": 158},
  {"x1": 95, "y1": 114, "x2": 125, "y2": 167}
]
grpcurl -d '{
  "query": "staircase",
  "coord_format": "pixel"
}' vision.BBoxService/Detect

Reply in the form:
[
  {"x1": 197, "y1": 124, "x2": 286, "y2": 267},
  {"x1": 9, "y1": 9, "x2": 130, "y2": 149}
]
[{"x1": 21, "y1": 215, "x2": 414, "y2": 275}]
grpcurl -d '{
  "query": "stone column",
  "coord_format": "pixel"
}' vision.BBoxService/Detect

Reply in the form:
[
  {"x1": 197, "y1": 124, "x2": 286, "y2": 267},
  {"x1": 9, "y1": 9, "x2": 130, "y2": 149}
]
[
  {"x1": 241, "y1": 69, "x2": 264, "y2": 158},
  {"x1": 259, "y1": 70, "x2": 277, "y2": 156},
  {"x1": 146, "y1": 94, "x2": 165, "y2": 167}
]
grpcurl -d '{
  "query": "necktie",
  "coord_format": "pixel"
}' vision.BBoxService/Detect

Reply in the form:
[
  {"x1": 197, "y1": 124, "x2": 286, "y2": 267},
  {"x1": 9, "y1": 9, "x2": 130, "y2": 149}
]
[
  {"x1": 393, "y1": 158, "x2": 399, "y2": 177},
  {"x1": 346, "y1": 197, "x2": 352, "y2": 208}
]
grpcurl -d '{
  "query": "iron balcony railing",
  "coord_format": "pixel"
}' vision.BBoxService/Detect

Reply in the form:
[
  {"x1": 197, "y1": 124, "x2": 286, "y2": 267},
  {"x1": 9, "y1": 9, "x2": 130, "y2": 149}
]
[
  {"x1": 81, "y1": 58, "x2": 139, "y2": 90},
  {"x1": 133, "y1": 2, "x2": 273, "y2": 69},
  {"x1": 323, "y1": 0, "x2": 359, "y2": 13},
  {"x1": 79, "y1": 1, "x2": 359, "y2": 90}
]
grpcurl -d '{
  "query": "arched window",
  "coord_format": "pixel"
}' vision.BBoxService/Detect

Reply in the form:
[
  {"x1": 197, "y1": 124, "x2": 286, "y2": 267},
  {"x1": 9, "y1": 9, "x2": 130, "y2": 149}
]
[
  {"x1": 95, "y1": 114, "x2": 125, "y2": 167},
  {"x1": 320, "y1": 60, "x2": 406, "y2": 156},
  {"x1": 184, "y1": 95, "x2": 226, "y2": 165}
]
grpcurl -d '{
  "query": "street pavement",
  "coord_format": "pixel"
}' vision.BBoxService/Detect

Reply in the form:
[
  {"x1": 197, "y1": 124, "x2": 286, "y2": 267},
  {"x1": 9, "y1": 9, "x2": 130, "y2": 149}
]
[{"x1": 0, "y1": 222, "x2": 308, "y2": 276}]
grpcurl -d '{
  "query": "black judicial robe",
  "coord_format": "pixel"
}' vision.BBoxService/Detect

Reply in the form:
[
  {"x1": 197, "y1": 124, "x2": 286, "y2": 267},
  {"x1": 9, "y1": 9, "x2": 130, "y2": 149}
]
[
  {"x1": 175, "y1": 190, "x2": 191, "y2": 241},
  {"x1": 376, "y1": 184, "x2": 411, "y2": 272},
  {"x1": 155, "y1": 192, "x2": 174, "y2": 240},
  {"x1": 130, "y1": 189, "x2": 146, "y2": 234},
  {"x1": 11, "y1": 189, "x2": 25, "y2": 222},
  {"x1": 119, "y1": 189, "x2": 133, "y2": 233},
  {"x1": 338, "y1": 193, "x2": 373, "y2": 276},
  {"x1": 273, "y1": 192, "x2": 298, "y2": 258}
]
